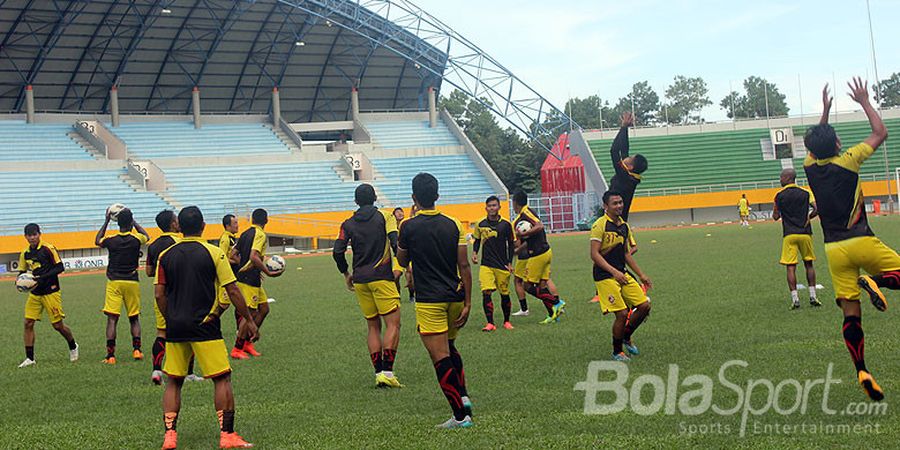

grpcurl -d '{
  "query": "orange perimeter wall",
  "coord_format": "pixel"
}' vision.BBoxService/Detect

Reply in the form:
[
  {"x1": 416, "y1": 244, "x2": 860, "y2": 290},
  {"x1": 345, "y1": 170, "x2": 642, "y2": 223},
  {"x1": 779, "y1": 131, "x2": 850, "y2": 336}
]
[
  {"x1": 630, "y1": 180, "x2": 897, "y2": 213},
  {"x1": 0, "y1": 201, "x2": 501, "y2": 254}
]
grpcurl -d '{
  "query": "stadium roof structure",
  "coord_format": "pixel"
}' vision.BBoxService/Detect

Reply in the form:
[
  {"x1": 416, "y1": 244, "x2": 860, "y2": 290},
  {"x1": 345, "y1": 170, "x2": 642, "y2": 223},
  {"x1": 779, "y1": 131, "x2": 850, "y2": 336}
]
[{"x1": 0, "y1": 0, "x2": 575, "y2": 151}]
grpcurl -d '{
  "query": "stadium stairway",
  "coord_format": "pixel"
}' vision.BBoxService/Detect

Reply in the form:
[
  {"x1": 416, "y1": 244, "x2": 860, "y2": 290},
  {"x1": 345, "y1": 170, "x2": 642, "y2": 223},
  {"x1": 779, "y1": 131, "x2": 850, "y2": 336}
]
[
  {"x1": 108, "y1": 121, "x2": 293, "y2": 158},
  {"x1": 0, "y1": 120, "x2": 95, "y2": 161}
]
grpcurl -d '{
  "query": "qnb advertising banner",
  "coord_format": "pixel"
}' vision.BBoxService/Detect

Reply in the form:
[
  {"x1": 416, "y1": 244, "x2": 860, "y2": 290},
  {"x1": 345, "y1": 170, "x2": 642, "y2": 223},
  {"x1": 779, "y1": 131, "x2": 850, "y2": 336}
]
[{"x1": 8, "y1": 255, "x2": 108, "y2": 272}]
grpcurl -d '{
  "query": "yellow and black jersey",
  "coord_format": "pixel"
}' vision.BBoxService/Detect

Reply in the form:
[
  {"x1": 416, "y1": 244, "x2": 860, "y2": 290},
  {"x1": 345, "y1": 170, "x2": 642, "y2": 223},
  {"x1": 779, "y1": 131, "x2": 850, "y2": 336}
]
[
  {"x1": 473, "y1": 217, "x2": 514, "y2": 270},
  {"x1": 146, "y1": 232, "x2": 180, "y2": 279},
  {"x1": 235, "y1": 224, "x2": 267, "y2": 287},
  {"x1": 99, "y1": 231, "x2": 148, "y2": 281},
  {"x1": 774, "y1": 184, "x2": 814, "y2": 237},
  {"x1": 155, "y1": 237, "x2": 236, "y2": 342},
  {"x1": 590, "y1": 214, "x2": 633, "y2": 282},
  {"x1": 513, "y1": 205, "x2": 550, "y2": 257},
  {"x1": 804, "y1": 142, "x2": 875, "y2": 243},
  {"x1": 398, "y1": 209, "x2": 466, "y2": 303},
  {"x1": 18, "y1": 241, "x2": 64, "y2": 295},
  {"x1": 333, "y1": 205, "x2": 396, "y2": 283},
  {"x1": 218, "y1": 230, "x2": 238, "y2": 274}
]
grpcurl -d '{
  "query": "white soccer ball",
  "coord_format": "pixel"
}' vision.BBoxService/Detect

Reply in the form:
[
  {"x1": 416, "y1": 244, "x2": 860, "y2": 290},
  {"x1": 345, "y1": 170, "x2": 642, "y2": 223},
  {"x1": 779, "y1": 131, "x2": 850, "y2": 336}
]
[
  {"x1": 515, "y1": 220, "x2": 532, "y2": 234},
  {"x1": 16, "y1": 273, "x2": 36, "y2": 293},
  {"x1": 265, "y1": 255, "x2": 285, "y2": 272},
  {"x1": 107, "y1": 203, "x2": 127, "y2": 220}
]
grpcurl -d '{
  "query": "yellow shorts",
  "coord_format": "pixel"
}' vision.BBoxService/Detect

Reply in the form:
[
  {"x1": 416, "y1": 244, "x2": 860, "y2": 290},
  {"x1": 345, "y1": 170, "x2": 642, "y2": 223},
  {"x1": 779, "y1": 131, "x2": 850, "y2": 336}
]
[
  {"x1": 525, "y1": 249, "x2": 552, "y2": 284},
  {"x1": 479, "y1": 265, "x2": 511, "y2": 295},
  {"x1": 514, "y1": 259, "x2": 528, "y2": 280},
  {"x1": 237, "y1": 282, "x2": 267, "y2": 309},
  {"x1": 354, "y1": 279, "x2": 401, "y2": 319},
  {"x1": 415, "y1": 301, "x2": 464, "y2": 340},
  {"x1": 217, "y1": 285, "x2": 232, "y2": 306},
  {"x1": 595, "y1": 273, "x2": 648, "y2": 314},
  {"x1": 780, "y1": 234, "x2": 816, "y2": 265},
  {"x1": 163, "y1": 339, "x2": 231, "y2": 379},
  {"x1": 154, "y1": 301, "x2": 166, "y2": 330},
  {"x1": 825, "y1": 236, "x2": 900, "y2": 301},
  {"x1": 103, "y1": 280, "x2": 141, "y2": 317},
  {"x1": 24, "y1": 291, "x2": 65, "y2": 323}
]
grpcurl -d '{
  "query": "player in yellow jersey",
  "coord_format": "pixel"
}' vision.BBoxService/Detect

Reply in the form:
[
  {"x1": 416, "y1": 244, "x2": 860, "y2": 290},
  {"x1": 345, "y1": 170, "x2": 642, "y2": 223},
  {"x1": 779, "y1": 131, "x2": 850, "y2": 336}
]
[
  {"x1": 334, "y1": 184, "x2": 404, "y2": 388},
  {"x1": 155, "y1": 206, "x2": 258, "y2": 449},
  {"x1": 95, "y1": 208, "x2": 149, "y2": 364},
  {"x1": 472, "y1": 195, "x2": 515, "y2": 331},
  {"x1": 232, "y1": 208, "x2": 283, "y2": 358},
  {"x1": 772, "y1": 169, "x2": 821, "y2": 309},
  {"x1": 590, "y1": 191, "x2": 652, "y2": 361},
  {"x1": 17, "y1": 223, "x2": 78, "y2": 368},
  {"x1": 738, "y1": 194, "x2": 750, "y2": 227},
  {"x1": 804, "y1": 79, "x2": 896, "y2": 401}
]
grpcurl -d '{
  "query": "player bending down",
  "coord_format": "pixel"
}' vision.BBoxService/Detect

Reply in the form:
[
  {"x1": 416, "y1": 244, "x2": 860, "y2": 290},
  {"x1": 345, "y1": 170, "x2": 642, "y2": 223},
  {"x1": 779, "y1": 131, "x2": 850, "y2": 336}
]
[
  {"x1": 804, "y1": 79, "x2": 894, "y2": 401},
  {"x1": 590, "y1": 191, "x2": 652, "y2": 361},
  {"x1": 333, "y1": 184, "x2": 404, "y2": 388},
  {"x1": 772, "y1": 169, "x2": 821, "y2": 309}
]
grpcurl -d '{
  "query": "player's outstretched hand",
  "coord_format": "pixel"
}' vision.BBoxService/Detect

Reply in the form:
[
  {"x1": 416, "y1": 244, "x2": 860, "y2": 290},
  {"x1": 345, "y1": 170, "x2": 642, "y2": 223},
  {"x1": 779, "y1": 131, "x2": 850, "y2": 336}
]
[
  {"x1": 822, "y1": 83, "x2": 833, "y2": 111},
  {"x1": 454, "y1": 305, "x2": 470, "y2": 329},
  {"x1": 344, "y1": 272, "x2": 354, "y2": 292},
  {"x1": 267, "y1": 268, "x2": 284, "y2": 278},
  {"x1": 640, "y1": 275, "x2": 653, "y2": 291},
  {"x1": 621, "y1": 111, "x2": 634, "y2": 128},
  {"x1": 241, "y1": 319, "x2": 260, "y2": 342},
  {"x1": 847, "y1": 77, "x2": 870, "y2": 105}
]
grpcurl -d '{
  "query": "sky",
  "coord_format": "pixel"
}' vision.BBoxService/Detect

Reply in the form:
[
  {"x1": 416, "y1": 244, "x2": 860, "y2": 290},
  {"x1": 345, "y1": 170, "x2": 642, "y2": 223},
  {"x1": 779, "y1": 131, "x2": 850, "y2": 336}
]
[{"x1": 405, "y1": 0, "x2": 900, "y2": 122}]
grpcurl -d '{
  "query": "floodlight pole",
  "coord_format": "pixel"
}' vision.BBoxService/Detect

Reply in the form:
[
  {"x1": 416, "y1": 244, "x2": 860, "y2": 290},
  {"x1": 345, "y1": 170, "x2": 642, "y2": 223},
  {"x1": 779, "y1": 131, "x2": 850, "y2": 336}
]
[{"x1": 866, "y1": 0, "x2": 893, "y2": 213}]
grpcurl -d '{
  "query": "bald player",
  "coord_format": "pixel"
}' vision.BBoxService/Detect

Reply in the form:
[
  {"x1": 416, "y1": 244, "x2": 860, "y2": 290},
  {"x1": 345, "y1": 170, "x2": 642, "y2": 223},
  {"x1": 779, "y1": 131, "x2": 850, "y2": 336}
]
[{"x1": 772, "y1": 169, "x2": 821, "y2": 309}]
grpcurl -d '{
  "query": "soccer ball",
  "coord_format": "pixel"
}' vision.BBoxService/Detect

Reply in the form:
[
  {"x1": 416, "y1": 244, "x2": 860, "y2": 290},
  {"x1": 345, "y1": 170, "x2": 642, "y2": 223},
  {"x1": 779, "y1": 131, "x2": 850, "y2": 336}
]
[
  {"x1": 16, "y1": 273, "x2": 36, "y2": 293},
  {"x1": 265, "y1": 255, "x2": 285, "y2": 272},
  {"x1": 107, "y1": 203, "x2": 127, "y2": 220},
  {"x1": 515, "y1": 221, "x2": 532, "y2": 234}
]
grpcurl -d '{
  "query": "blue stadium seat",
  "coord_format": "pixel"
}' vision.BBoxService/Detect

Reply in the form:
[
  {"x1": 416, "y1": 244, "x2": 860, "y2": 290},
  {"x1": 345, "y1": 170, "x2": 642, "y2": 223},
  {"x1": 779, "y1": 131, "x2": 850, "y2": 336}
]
[
  {"x1": 109, "y1": 122, "x2": 291, "y2": 158},
  {"x1": 0, "y1": 120, "x2": 93, "y2": 161},
  {"x1": 162, "y1": 161, "x2": 360, "y2": 215},
  {"x1": 0, "y1": 169, "x2": 171, "y2": 234},
  {"x1": 371, "y1": 154, "x2": 496, "y2": 204},
  {"x1": 363, "y1": 121, "x2": 460, "y2": 150}
]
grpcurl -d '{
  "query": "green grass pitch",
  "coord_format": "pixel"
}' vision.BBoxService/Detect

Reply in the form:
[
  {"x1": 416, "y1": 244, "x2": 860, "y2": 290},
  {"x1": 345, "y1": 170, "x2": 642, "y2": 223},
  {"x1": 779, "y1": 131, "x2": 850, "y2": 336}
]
[{"x1": 3, "y1": 216, "x2": 900, "y2": 449}]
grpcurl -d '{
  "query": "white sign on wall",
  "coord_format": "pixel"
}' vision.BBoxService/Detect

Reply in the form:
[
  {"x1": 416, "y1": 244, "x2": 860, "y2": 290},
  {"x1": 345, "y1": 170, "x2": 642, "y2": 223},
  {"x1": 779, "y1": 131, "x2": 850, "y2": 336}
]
[
  {"x1": 9, "y1": 255, "x2": 108, "y2": 273},
  {"x1": 344, "y1": 153, "x2": 363, "y2": 172},
  {"x1": 769, "y1": 128, "x2": 795, "y2": 159}
]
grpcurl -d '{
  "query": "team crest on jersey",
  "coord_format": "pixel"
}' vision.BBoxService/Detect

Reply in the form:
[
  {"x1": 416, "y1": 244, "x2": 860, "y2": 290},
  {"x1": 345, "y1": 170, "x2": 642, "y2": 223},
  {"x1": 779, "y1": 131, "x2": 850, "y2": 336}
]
[{"x1": 608, "y1": 295, "x2": 616, "y2": 304}]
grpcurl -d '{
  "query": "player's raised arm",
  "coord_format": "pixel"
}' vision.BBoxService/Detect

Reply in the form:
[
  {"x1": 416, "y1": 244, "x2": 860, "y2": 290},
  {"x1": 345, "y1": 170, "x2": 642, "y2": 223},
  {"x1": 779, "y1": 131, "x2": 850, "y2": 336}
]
[
  {"x1": 95, "y1": 211, "x2": 111, "y2": 247},
  {"x1": 848, "y1": 77, "x2": 889, "y2": 150},
  {"x1": 133, "y1": 220, "x2": 150, "y2": 241},
  {"x1": 610, "y1": 112, "x2": 633, "y2": 173},
  {"x1": 819, "y1": 83, "x2": 833, "y2": 125}
]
